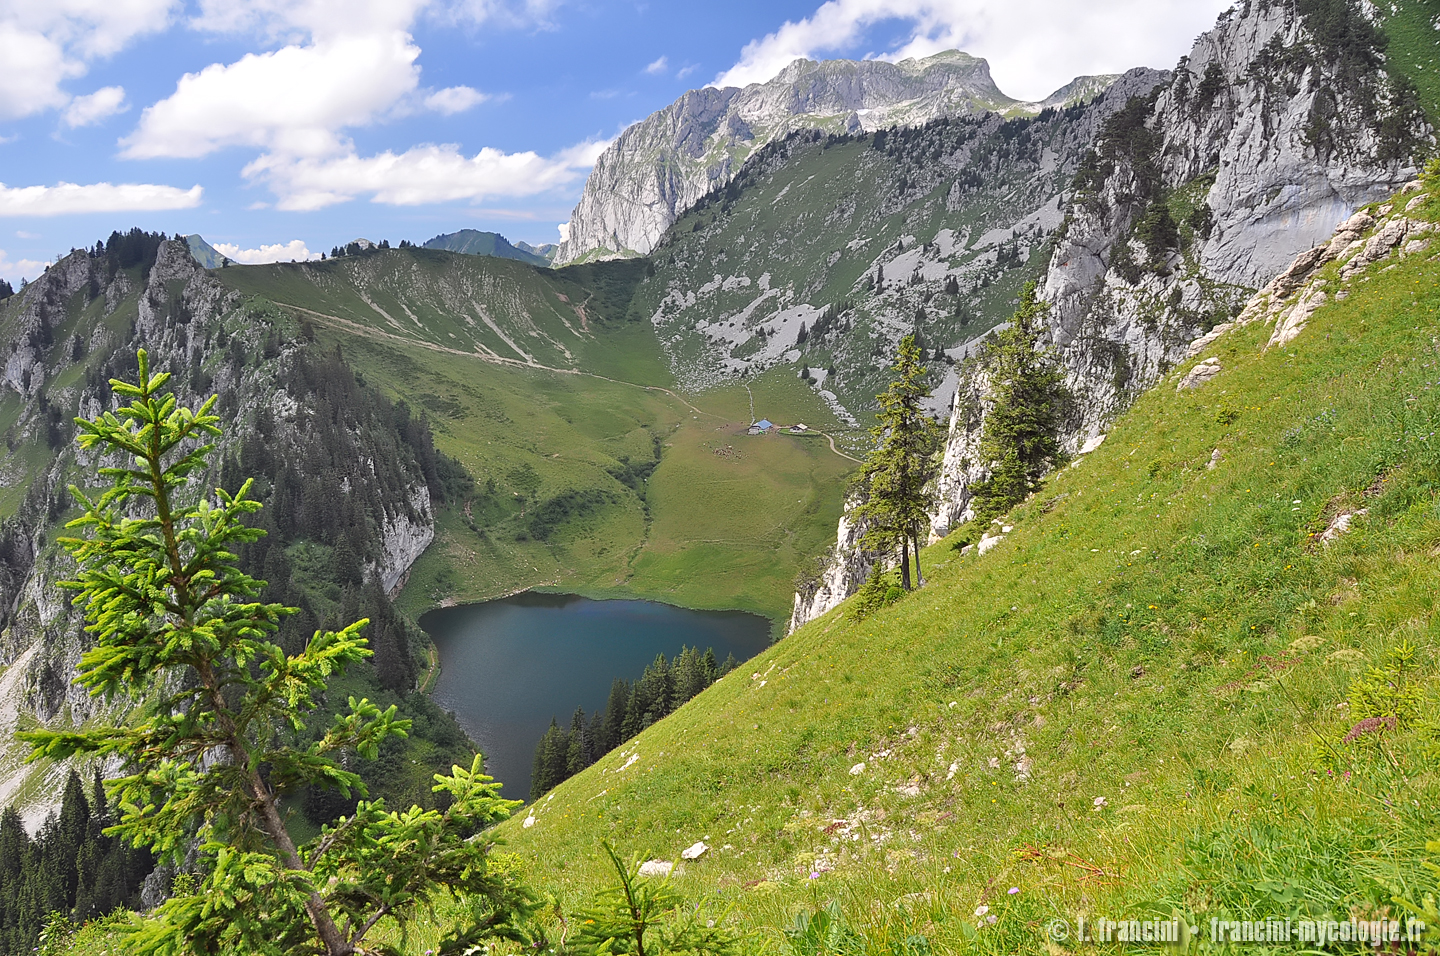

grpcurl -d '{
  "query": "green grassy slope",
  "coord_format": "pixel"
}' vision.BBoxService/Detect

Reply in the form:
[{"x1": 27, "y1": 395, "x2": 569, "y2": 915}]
[
  {"x1": 212, "y1": 250, "x2": 855, "y2": 624},
  {"x1": 1380, "y1": 0, "x2": 1440, "y2": 127},
  {"x1": 452, "y1": 179, "x2": 1440, "y2": 951},
  {"x1": 216, "y1": 250, "x2": 599, "y2": 368}
]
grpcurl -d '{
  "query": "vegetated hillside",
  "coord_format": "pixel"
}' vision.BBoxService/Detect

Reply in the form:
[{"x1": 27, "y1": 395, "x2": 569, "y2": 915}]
[
  {"x1": 0, "y1": 236, "x2": 474, "y2": 830},
  {"x1": 214, "y1": 248, "x2": 638, "y2": 370},
  {"x1": 627, "y1": 69, "x2": 1167, "y2": 433},
  {"x1": 421, "y1": 229, "x2": 553, "y2": 268},
  {"x1": 210, "y1": 248, "x2": 857, "y2": 623},
  {"x1": 483, "y1": 176, "x2": 1440, "y2": 952}
]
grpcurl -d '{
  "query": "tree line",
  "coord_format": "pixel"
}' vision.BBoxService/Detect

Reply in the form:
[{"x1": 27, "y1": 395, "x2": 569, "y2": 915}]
[
  {"x1": 0, "y1": 771, "x2": 152, "y2": 955},
  {"x1": 531, "y1": 646, "x2": 738, "y2": 799}
]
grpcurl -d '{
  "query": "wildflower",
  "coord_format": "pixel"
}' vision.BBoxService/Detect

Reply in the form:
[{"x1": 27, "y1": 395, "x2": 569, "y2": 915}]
[
  {"x1": 975, "y1": 905, "x2": 990, "y2": 918},
  {"x1": 809, "y1": 871, "x2": 820, "y2": 880},
  {"x1": 1008, "y1": 887, "x2": 1019, "y2": 895},
  {"x1": 1092, "y1": 796, "x2": 1108, "y2": 809}
]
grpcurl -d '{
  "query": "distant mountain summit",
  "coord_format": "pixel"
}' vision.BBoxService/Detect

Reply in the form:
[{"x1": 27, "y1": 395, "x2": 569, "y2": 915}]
[
  {"x1": 555, "y1": 51, "x2": 1118, "y2": 264},
  {"x1": 514, "y1": 240, "x2": 558, "y2": 263},
  {"x1": 423, "y1": 230, "x2": 551, "y2": 267},
  {"x1": 184, "y1": 234, "x2": 226, "y2": 269}
]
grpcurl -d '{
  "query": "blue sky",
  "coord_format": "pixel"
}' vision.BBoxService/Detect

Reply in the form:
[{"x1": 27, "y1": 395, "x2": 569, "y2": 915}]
[{"x1": 0, "y1": 0, "x2": 1230, "y2": 282}]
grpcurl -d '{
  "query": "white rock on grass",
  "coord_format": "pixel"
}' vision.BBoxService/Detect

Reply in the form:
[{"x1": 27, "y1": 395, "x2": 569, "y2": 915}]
[
  {"x1": 639, "y1": 860, "x2": 674, "y2": 878},
  {"x1": 1177, "y1": 357, "x2": 1222, "y2": 391},
  {"x1": 849, "y1": 762, "x2": 866, "y2": 775},
  {"x1": 681, "y1": 841, "x2": 709, "y2": 860}
]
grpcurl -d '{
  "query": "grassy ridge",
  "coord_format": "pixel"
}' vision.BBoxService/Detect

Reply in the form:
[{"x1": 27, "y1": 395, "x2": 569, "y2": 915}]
[{"x1": 416, "y1": 182, "x2": 1440, "y2": 951}]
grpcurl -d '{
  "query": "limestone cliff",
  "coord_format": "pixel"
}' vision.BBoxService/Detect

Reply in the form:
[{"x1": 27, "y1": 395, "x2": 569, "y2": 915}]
[{"x1": 557, "y1": 51, "x2": 1115, "y2": 264}]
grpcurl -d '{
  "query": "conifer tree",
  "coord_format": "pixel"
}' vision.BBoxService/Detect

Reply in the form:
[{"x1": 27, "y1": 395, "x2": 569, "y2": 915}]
[
  {"x1": 854, "y1": 334, "x2": 943, "y2": 589},
  {"x1": 21, "y1": 351, "x2": 533, "y2": 956},
  {"x1": 968, "y1": 282, "x2": 1069, "y2": 524}
]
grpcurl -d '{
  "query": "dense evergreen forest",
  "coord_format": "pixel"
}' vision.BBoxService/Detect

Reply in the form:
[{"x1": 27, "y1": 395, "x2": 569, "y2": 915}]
[
  {"x1": 0, "y1": 773, "x2": 151, "y2": 955},
  {"x1": 530, "y1": 646, "x2": 737, "y2": 799}
]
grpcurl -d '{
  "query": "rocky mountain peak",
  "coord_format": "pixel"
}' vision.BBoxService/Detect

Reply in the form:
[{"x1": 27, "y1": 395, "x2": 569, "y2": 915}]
[{"x1": 555, "y1": 51, "x2": 1115, "y2": 265}]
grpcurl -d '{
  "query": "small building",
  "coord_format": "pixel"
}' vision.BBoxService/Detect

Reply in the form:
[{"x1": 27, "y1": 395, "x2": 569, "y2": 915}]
[
  {"x1": 748, "y1": 419, "x2": 774, "y2": 435},
  {"x1": 789, "y1": 423, "x2": 809, "y2": 433}
]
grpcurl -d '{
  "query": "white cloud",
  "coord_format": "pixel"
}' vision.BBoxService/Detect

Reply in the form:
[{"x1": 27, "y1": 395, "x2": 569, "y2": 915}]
[
  {"x1": 0, "y1": 181, "x2": 203, "y2": 216},
  {"x1": 441, "y1": 0, "x2": 564, "y2": 30},
  {"x1": 15, "y1": 231, "x2": 39, "y2": 239},
  {"x1": 425, "y1": 85, "x2": 489, "y2": 114},
  {"x1": 63, "y1": 85, "x2": 127, "y2": 127},
  {"x1": 556, "y1": 222, "x2": 570, "y2": 243},
  {"x1": 0, "y1": 26, "x2": 76, "y2": 120},
  {"x1": 210, "y1": 239, "x2": 320, "y2": 263},
  {"x1": 190, "y1": 0, "x2": 428, "y2": 39},
  {"x1": 243, "y1": 138, "x2": 610, "y2": 211},
  {"x1": 715, "y1": 0, "x2": 1233, "y2": 101},
  {"x1": 123, "y1": 32, "x2": 422, "y2": 159},
  {"x1": 644, "y1": 55, "x2": 668, "y2": 75},
  {"x1": 0, "y1": 0, "x2": 178, "y2": 119},
  {"x1": 0, "y1": 249, "x2": 53, "y2": 284}
]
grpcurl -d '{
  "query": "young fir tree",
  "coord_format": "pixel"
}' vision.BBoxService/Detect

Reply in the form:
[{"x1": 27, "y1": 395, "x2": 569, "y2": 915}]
[
  {"x1": 968, "y1": 282, "x2": 1069, "y2": 525},
  {"x1": 853, "y1": 334, "x2": 943, "y2": 590},
  {"x1": 21, "y1": 351, "x2": 535, "y2": 956}
]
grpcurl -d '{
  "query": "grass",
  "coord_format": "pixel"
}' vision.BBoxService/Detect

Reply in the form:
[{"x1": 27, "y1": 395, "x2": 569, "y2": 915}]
[
  {"x1": 311, "y1": 315, "x2": 853, "y2": 626},
  {"x1": 336, "y1": 178, "x2": 1440, "y2": 953},
  {"x1": 1381, "y1": 0, "x2": 1440, "y2": 127}
]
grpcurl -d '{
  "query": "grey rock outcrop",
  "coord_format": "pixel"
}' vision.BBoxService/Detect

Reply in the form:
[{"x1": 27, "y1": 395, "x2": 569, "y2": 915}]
[
  {"x1": 1042, "y1": 0, "x2": 1429, "y2": 443},
  {"x1": 558, "y1": 52, "x2": 1115, "y2": 264}
]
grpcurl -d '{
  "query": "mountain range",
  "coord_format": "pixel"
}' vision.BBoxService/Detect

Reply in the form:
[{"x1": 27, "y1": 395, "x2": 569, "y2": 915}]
[{"x1": 5, "y1": 0, "x2": 1440, "y2": 950}]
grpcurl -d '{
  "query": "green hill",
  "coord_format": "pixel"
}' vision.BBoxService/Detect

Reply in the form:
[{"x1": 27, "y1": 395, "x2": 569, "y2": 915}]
[
  {"x1": 207, "y1": 249, "x2": 858, "y2": 623},
  {"x1": 381, "y1": 176, "x2": 1440, "y2": 951},
  {"x1": 422, "y1": 228, "x2": 553, "y2": 267}
]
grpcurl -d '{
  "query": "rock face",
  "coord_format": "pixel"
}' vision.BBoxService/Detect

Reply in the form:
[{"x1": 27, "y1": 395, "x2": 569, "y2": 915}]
[
  {"x1": 634, "y1": 66, "x2": 1166, "y2": 428},
  {"x1": 374, "y1": 484, "x2": 436, "y2": 595},
  {"x1": 1041, "y1": 0, "x2": 1429, "y2": 444},
  {"x1": 557, "y1": 51, "x2": 1114, "y2": 264},
  {"x1": 791, "y1": 0, "x2": 1432, "y2": 629}
]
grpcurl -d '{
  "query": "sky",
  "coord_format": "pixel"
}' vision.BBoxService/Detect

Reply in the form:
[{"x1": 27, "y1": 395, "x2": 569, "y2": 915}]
[{"x1": 0, "y1": 0, "x2": 1232, "y2": 283}]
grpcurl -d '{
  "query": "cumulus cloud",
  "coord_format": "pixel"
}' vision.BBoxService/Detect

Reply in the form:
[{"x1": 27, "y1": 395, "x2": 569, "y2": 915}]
[
  {"x1": 210, "y1": 239, "x2": 321, "y2": 263},
  {"x1": 0, "y1": 0, "x2": 178, "y2": 119},
  {"x1": 243, "y1": 138, "x2": 609, "y2": 211},
  {"x1": 644, "y1": 55, "x2": 668, "y2": 75},
  {"x1": 0, "y1": 249, "x2": 51, "y2": 284},
  {"x1": 122, "y1": 32, "x2": 422, "y2": 159},
  {"x1": 425, "y1": 85, "x2": 489, "y2": 114},
  {"x1": 0, "y1": 181, "x2": 203, "y2": 216},
  {"x1": 715, "y1": 0, "x2": 1232, "y2": 101},
  {"x1": 0, "y1": 25, "x2": 77, "y2": 120},
  {"x1": 63, "y1": 85, "x2": 127, "y2": 127},
  {"x1": 120, "y1": 0, "x2": 584, "y2": 211}
]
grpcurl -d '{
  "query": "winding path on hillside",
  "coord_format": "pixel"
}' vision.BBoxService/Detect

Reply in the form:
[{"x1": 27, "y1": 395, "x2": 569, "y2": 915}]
[{"x1": 278, "y1": 300, "x2": 863, "y2": 465}]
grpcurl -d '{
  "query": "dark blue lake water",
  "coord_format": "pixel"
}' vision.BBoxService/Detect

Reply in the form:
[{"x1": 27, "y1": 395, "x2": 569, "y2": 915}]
[{"x1": 420, "y1": 592, "x2": 771, "y2": 801}]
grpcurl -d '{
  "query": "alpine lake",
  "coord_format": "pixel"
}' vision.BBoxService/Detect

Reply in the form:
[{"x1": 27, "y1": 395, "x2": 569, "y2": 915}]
[{"x1": 420, "y1": 593, "x2": 772, "y2": 800}]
